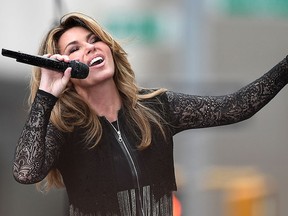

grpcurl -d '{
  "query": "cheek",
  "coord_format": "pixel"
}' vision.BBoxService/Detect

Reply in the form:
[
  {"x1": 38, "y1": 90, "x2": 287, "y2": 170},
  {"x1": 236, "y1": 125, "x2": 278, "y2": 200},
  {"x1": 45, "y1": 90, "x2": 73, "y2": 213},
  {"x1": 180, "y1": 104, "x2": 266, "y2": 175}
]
[
  {"x1": 108, "y1": 52, "x2": 115, "y2": 70},
  {"x1": 68, "y1": 52, "x2": 82, "y2": 61},
  {"x1": 70, "y1": 77, "x2": 86, "y2": 86},
  {"x1": 67, "y1": 81, "x2": 73, "y2": 87},
  {"x1": 110, "y1": 59, "x2": 115, "y2": 71}
]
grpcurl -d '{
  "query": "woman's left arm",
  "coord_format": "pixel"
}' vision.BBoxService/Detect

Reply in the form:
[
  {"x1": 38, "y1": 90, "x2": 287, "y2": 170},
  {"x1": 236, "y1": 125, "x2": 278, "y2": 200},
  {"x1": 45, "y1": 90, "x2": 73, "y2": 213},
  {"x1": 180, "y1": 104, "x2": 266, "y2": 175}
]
[{"x1": 167, "y1": 57, "x2": 288, "y2": 133}]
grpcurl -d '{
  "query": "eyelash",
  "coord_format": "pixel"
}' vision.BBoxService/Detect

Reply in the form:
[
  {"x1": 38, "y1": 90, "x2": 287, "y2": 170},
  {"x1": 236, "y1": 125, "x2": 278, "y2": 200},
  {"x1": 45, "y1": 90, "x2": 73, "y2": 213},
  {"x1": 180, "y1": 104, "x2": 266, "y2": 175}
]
[
  {"x1": 91, "y1": 35, "x2": 101, "y2": 43},
  {"x1": 69, "y1": 47, "x2": 79, "y2": 54},
  {"x1": 68, "y1": 35, "x2": 101, "y2": 54}
]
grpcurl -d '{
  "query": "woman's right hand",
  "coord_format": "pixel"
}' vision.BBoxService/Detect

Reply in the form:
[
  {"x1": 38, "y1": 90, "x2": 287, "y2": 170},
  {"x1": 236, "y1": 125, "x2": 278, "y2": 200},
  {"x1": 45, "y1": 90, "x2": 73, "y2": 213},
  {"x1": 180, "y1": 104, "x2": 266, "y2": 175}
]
[{"x1": 39, "y1": 54, "x2": 71, "y2": 97}]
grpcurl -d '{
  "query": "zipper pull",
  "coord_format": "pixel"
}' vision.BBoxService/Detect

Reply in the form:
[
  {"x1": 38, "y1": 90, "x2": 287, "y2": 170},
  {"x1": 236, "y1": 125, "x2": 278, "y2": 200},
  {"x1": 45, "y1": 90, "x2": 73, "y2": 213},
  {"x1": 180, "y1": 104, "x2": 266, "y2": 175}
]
[{"x1": 117, "y1": 131, "x2": 123, "y2": 142}]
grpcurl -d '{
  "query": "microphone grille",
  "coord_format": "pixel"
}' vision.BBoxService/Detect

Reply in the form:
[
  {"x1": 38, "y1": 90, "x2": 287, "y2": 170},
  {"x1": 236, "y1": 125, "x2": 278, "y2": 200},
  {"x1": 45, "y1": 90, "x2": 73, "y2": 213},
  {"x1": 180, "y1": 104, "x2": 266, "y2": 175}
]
[{"x1": 69, "y1": 61, "x2": 89, "y2": 79}]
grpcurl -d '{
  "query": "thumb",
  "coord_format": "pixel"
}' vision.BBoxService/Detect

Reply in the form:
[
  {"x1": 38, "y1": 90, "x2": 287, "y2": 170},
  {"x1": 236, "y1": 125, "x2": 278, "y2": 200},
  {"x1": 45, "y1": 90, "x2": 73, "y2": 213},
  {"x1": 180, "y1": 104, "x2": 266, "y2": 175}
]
[{"x1": 62, "y1": 67, "x2": 72, "y2": 84}]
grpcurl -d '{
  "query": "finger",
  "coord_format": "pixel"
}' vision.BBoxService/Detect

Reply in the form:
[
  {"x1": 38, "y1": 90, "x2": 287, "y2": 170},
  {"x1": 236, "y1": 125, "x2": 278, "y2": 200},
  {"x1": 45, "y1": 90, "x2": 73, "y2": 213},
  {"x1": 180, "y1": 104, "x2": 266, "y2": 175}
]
[
  {"x1": 62, "y1": 55, "x2": 70, "y2": 62},
  {"x1": 49, "y1": 54, "x2": 64, "y2": 61},
  {"x1": 43, "y1": 54, "x2": 51, "y2": 58},
  {"x1": 62, "y1": 67, "x2": 72, "y2": 83}
]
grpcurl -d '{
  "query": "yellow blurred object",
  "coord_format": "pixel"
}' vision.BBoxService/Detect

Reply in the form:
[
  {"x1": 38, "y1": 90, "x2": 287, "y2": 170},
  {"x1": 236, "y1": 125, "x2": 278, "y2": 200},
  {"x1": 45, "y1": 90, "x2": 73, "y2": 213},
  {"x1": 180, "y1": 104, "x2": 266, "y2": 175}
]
[
  {"x1": 202, "y1": 166, "x2": 277, "y2": 216},
  {"x1": 225, "y1": 175, "x2": 267, "y2": 216}
]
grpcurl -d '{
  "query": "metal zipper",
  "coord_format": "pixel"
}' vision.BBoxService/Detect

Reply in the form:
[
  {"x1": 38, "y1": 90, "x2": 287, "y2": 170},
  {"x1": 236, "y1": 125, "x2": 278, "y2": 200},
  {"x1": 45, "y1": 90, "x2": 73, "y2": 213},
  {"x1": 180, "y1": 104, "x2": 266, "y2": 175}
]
[{"x1": 107, "y1": 118, "x2": 145, "y2": 216}]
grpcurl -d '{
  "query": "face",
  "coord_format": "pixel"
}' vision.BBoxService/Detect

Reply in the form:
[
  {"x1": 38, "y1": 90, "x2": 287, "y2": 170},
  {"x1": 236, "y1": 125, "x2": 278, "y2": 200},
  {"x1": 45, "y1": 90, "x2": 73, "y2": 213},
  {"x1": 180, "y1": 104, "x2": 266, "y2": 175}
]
[{"x1": 58, "y1": 26, "x2": 115, "y2": 88}]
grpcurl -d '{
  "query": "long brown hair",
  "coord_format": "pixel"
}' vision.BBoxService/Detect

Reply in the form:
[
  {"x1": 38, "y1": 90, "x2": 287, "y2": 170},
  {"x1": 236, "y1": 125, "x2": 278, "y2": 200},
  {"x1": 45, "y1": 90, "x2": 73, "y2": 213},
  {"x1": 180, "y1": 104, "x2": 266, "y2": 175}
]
[{"x1": 31, "y1": 12, "x2": 167, "y2": 191}]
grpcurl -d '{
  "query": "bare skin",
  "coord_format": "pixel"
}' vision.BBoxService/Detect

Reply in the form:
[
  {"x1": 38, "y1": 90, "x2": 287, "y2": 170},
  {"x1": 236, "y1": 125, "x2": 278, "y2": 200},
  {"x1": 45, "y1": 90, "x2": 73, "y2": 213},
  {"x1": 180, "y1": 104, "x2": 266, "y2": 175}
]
[{"x1": 39, "y1": 27, "x2": 122, "y2": 122}]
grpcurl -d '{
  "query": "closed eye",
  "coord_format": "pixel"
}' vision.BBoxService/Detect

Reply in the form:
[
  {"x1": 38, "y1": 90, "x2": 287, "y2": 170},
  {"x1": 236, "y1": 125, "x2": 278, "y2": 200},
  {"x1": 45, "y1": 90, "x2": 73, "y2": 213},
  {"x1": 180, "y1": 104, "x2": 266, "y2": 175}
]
[
  {"x1": 90, "y1": 34, "x2": 101, "y2": 44},
  {"x1": 68, "y1": 46, "x2": 80, "y2": 54}
]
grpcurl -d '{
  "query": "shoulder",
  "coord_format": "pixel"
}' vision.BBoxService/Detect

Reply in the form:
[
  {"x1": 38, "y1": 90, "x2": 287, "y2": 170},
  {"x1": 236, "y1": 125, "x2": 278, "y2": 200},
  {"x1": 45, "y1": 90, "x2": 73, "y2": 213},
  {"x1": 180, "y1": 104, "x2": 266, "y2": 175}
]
[
  {"x1": 138, "y1": 88, "x2": 165, "y2": 95},
  {"x1": 138, "y1": 88, "x2": 184, "y2": 102},
  {"x1": 138, "y1": 88, "x2": 167, "y2": 101},
  {"x1": 138, "y1": 88, "x2": 180, "y2": 112}
]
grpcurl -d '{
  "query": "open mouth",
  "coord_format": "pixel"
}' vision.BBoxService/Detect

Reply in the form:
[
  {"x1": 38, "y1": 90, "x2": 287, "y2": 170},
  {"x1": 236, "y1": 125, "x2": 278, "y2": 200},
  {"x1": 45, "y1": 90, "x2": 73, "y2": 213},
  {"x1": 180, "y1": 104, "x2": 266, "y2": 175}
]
[{"x1": 89, "y1": 56, "x2": 104, "y2": 67}]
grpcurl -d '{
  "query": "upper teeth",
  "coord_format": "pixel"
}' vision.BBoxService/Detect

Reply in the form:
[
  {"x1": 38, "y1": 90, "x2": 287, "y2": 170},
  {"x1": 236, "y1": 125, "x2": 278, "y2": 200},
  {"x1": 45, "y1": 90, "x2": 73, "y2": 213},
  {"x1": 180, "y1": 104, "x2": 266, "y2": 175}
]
[{"x1": 90, "y1": 57, "x2": 103, "y2": 66}]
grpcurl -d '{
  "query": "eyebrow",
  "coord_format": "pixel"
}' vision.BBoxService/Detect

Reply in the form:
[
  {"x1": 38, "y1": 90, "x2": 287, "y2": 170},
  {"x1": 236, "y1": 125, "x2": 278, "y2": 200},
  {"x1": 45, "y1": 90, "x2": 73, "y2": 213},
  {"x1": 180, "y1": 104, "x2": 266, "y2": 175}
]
[{"x1": 63, "y1": 32, "x2": 95, "y2": 53}]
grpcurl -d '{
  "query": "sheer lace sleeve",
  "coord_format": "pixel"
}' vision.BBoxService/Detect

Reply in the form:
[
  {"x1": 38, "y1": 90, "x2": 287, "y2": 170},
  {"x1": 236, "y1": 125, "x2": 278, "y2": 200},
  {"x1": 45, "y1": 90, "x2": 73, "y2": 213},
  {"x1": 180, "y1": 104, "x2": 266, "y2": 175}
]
[
  {"x1": 166, "y1": 58, "x2": 288, "y2": 134},
  {"x1": 13, "y1": 90, "x2": 66, "y2": 184}
]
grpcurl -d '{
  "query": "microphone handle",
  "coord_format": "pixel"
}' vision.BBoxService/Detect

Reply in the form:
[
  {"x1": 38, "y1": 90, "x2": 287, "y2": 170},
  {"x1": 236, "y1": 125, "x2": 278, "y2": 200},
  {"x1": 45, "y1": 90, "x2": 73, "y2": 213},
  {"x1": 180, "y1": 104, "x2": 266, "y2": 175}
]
[{"x1": 1, "y1": 48, "x2": 89, "y2": 79}]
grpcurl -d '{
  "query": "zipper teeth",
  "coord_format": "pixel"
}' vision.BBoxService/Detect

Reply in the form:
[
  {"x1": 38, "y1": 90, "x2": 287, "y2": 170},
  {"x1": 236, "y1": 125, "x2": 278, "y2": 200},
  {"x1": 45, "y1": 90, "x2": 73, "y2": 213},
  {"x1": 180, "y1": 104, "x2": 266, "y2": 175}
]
[
  {"x1": 109, "y1": 120, "x2": 145, "y2": 215},
  {"x1": 117, "y1": 131, "x2": 140, "y2": 185},
  {"x1": 110, "y1": 122, "x2": 139, "y2": 184}
]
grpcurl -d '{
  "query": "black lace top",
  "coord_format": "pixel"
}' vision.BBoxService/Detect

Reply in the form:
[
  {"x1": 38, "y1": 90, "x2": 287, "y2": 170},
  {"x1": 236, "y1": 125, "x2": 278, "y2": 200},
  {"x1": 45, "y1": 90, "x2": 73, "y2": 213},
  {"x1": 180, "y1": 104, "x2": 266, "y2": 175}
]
[{"x1": 13, "y1": 57, "x2": 288, "y2": 216}]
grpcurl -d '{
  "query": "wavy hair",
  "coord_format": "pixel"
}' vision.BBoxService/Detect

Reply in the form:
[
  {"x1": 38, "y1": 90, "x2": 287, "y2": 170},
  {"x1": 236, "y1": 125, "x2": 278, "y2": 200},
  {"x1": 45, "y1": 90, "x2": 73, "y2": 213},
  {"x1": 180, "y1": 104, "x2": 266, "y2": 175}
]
[{"x1": 30, "y1": 12, "x2": 167, "y2": 191}]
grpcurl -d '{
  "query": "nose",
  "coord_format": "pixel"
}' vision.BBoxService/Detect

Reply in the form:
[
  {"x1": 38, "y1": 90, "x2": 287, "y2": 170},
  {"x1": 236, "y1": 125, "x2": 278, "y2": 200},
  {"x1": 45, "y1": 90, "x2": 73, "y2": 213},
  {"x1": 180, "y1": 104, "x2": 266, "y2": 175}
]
[{"x1": 85, "y1": 43, "x2": 96, "y2": 55}]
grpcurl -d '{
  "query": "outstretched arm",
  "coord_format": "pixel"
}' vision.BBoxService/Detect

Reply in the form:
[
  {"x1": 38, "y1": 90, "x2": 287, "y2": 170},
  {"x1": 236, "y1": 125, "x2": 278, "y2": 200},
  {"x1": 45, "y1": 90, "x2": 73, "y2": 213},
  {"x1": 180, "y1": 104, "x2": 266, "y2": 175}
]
[
  {"x1": 13, "y1": 90, "x2": 65, "y2": 184},
  {"x1": 167, "y1": 57, "x2": 288, "y2": 134}
]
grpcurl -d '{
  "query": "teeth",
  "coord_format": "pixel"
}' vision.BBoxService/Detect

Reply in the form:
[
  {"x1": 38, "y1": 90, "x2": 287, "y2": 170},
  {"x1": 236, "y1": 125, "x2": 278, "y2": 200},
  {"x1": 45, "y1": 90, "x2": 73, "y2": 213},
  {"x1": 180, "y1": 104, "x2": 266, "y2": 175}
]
[{"x1": 90, "y1": 56, "x2": 103, "y2": 66}]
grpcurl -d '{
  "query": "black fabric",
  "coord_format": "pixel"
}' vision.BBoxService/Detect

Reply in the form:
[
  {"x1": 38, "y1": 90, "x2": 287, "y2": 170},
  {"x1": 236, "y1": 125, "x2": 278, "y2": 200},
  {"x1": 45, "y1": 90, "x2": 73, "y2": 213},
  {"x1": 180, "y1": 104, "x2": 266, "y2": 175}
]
[{"x1": 13, "y1": 57, "x2": 288, "y2": 215}]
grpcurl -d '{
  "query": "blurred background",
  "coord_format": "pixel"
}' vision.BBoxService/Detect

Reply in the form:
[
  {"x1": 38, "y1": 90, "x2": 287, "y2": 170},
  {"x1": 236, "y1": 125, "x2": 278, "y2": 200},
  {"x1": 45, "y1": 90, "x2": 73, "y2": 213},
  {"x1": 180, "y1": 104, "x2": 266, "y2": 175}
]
[{"x1": 1, "y1": 0, "x2": 288, "y2": 215}]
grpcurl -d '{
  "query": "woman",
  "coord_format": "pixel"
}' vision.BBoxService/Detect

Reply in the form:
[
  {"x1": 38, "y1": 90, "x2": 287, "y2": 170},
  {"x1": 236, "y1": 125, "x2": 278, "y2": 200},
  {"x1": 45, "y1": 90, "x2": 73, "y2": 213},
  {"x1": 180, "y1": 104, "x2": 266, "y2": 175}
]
[{"x1": 13, "y1": 12, "x2": 288, "y2": 216}]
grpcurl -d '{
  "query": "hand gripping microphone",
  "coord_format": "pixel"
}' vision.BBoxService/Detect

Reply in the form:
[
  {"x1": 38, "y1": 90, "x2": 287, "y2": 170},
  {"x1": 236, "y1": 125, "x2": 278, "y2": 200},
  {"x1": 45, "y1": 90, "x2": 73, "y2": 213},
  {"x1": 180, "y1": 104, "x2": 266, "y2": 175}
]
[{"x1": 1, "y1": 48, "x2": 89, "y2": 79}]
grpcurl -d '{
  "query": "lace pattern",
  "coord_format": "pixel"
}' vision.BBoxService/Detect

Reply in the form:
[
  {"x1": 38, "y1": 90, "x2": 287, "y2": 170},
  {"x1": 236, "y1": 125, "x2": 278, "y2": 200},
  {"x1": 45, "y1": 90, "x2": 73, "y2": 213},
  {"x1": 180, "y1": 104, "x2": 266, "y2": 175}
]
[
  {"x1": 13, "y1": 91, "x2": 64, "y2": 183},
  {"x1": 166, "y1": 59, "x2": 288, "y2": 133}
]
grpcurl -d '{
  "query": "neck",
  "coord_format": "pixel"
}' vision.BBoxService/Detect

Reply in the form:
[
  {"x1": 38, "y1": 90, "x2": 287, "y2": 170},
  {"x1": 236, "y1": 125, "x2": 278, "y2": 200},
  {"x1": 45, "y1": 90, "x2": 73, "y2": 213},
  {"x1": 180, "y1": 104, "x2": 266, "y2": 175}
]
[{"x1": 75, "y1": 80, "x2": 122, "y2": 122}]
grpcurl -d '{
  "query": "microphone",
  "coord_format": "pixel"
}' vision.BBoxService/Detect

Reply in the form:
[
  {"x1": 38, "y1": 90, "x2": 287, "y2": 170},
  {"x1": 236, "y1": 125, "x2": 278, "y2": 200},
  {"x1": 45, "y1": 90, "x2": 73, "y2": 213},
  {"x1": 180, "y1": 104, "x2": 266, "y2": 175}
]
[{"x1": 1, "y1": 48, "x2": 89, "y2": 79}]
